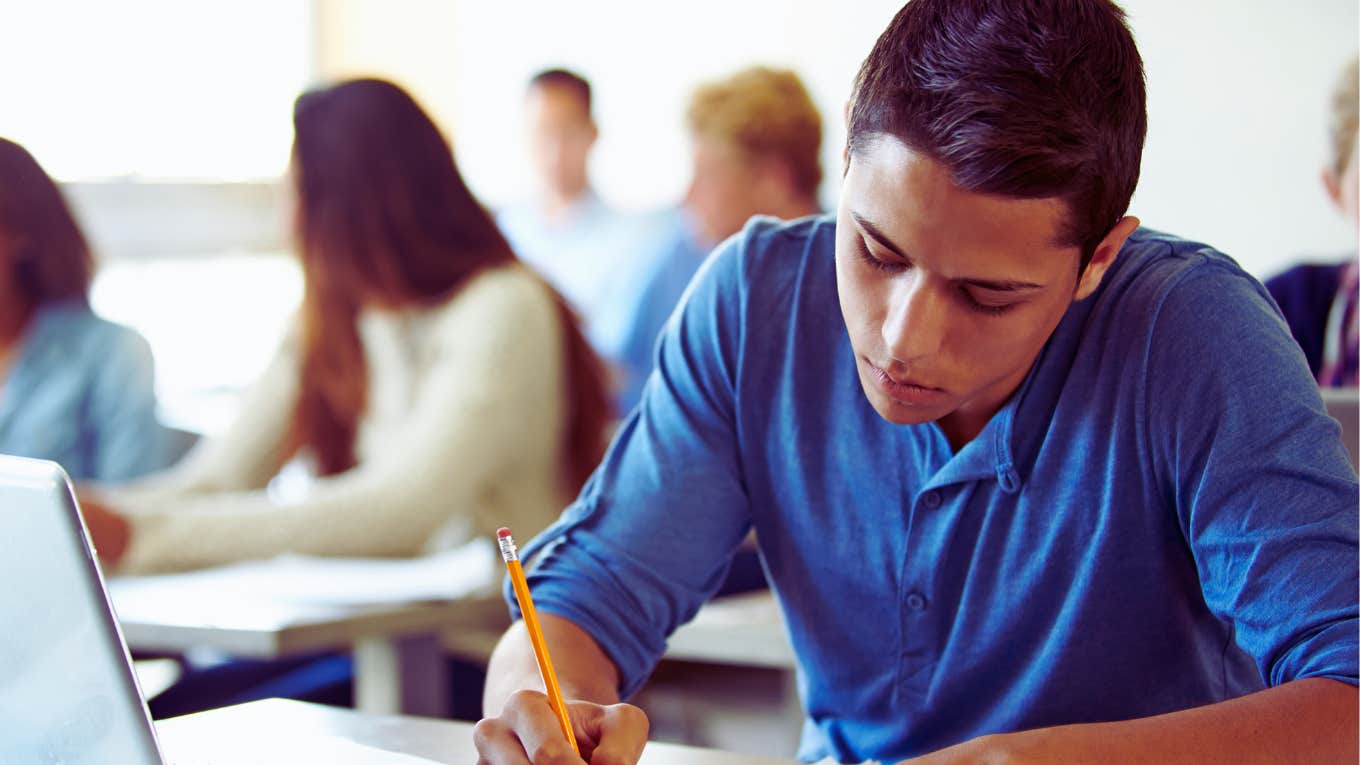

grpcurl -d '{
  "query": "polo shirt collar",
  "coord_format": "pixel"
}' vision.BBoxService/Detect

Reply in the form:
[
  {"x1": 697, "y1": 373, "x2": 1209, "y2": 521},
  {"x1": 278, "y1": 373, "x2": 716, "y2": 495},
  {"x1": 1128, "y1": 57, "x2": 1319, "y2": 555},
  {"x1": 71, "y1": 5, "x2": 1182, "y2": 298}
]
[
  {"x1": 920, "y1": 371, "x2": 1028, "y2": 494},
  {"x1": 918, "y1": 291, "x2": 1100, "y2": 496}
]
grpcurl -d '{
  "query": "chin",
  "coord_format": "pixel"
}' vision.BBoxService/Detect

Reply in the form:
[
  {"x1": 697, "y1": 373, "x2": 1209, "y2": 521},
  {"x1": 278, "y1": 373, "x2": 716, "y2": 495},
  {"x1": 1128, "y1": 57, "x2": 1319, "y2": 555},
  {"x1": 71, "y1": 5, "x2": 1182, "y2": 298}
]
[{"x1": 865, "y1": 390, "x2": 948, "y2": 426}]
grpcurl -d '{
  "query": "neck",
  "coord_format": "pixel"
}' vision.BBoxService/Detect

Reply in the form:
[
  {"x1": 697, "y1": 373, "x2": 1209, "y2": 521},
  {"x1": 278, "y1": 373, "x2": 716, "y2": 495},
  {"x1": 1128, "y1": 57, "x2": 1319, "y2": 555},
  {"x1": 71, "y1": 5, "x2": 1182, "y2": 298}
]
[
  {"x1": 0, "y1": 302, "x2": 32, "y2": 382},
  {"x1": 541, "y1": 185, "x2": 590, "y2": 222},
  {"x1": 0, "y1": 300, "x2": 30, "y2": 346},
  {"x1": 767, "y1": 192, "x2": 820, "y2": 223},
  {"x1": 935, "y1": 364, "x2": 1031, "y2": 451}
]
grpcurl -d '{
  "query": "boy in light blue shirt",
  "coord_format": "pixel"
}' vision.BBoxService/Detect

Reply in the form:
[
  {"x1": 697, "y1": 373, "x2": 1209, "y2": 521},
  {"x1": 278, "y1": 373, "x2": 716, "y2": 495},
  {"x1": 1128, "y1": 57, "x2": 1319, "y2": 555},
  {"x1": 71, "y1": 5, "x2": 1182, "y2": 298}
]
[
  {"x1": 0, "y1": 137, "x2": 169, "y2": 483},
  {"x1": 0, "y1": 300, "x2": 167, "y2": 482},
  {"x1": 473, "y1": 2, "x2": 1359, "y2": 763}
]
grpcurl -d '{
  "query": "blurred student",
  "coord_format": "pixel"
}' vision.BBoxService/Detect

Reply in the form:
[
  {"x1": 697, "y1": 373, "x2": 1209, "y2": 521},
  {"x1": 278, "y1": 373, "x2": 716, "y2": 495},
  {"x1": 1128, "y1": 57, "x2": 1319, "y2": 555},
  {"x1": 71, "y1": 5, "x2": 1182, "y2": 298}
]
[
  {"x1": 1267, "y1": 55, "x2": 1359, "y2": 387},
  {"x1": 80, "y1": 78, "x2": 611, "y2": 576},
  {"x1": 474, "y1": 1, "x2": 1357, "y2": 762},
  {"x1": 613, "y1": 67, "x2": 823, "y2": 413},
  {"x1": 0, "y1": 138, "x2": 169, "y2": 482},
  {"x1": 496, "y1": 69, "x2": 648, "y2": 356}
]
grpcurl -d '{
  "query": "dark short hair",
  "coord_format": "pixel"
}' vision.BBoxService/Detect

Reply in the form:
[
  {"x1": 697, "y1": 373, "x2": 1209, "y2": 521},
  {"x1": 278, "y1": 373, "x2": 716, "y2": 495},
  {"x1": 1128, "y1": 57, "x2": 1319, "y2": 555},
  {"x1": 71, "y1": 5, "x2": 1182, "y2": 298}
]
[
  {"x1": 848, "y1": 0, "x2": 1147, "y2": 268},
  {"x1": 528, "y1": 68, "x2": 592, "y2": 116}
]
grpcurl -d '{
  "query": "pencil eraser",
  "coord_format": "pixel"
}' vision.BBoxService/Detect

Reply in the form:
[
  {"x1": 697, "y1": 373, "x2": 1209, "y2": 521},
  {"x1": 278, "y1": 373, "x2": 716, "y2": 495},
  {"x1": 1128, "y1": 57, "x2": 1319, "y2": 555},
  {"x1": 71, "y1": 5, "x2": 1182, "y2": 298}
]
[{"x1": 496, "y1": 527, "x2": 512, "y2": 539}]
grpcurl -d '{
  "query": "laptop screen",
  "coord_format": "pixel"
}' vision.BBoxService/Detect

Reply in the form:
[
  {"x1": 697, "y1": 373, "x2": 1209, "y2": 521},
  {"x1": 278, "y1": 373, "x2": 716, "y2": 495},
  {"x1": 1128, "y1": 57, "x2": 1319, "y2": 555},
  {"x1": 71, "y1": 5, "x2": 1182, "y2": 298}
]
[{"x1": 0, "y1": 456, "x2": 164, "y2": 764}]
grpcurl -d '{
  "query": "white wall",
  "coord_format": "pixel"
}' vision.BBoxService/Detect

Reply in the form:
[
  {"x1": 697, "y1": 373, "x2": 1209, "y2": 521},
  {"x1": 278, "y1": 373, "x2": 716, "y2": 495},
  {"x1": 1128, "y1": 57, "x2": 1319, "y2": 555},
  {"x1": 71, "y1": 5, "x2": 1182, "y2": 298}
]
[
  {"x1": 1128, "y1": 0, "x2": 1358, "y2": 277},
  {"x1": 435, "y1": 0, "x2": 1357, "y2": 279},
  {"x1": 12, "y1": 1, "x2": 1349, "y2": 279},
  {"x1": 443, "y1": 1, "x2": 901, "y2": 215},
  {"x1": 0, "y1": 0, "x2": 310, "y2": 181}
]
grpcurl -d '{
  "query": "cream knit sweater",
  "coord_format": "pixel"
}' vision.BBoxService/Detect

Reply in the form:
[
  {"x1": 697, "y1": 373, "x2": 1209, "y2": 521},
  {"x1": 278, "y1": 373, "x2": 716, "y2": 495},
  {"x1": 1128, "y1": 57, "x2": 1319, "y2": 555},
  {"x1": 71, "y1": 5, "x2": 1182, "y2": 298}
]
[{"x1": 110, "y1": 265, "x2": 571, "y2": 575}]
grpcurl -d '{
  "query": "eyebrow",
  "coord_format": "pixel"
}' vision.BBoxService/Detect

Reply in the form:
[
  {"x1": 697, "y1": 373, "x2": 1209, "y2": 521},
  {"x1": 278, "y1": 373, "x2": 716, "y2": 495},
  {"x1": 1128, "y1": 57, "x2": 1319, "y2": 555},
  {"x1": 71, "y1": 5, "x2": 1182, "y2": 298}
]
[{"x1": 850, "y1": 211, "x2": 1045, "y2": 292}]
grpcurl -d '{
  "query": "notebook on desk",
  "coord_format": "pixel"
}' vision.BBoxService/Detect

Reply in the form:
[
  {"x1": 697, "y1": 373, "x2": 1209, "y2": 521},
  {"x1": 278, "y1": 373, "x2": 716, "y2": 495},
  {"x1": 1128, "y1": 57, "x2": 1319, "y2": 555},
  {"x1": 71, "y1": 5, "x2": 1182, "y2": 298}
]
[{"x1": 0, "y1": 455, "x2": 442, "y2": 765}]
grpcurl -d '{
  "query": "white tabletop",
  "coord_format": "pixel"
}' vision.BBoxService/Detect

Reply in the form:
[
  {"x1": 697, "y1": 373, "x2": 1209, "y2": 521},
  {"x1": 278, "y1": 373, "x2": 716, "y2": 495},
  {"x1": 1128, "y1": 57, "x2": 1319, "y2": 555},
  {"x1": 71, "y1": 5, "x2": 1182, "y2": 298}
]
[
  {"x1": 106, "y1": 550, "x2": 511, "y2": 716},
  {"x1": 665, "y1": 591, "x2": 798, "y2": 669},
  {"x1": 155, "y1": 698, "x2": 798, "y2": 764},
  {"x1": 109, "y1": 546, "x2": 503, "y2": 658}
]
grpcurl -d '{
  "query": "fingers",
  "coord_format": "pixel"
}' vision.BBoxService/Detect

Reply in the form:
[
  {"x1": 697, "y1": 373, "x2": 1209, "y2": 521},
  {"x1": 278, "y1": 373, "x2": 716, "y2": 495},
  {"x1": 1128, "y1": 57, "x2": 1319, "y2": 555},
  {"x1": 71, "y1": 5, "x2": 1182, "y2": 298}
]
[
  {"x1": 472, "y1": 716, "x2": 532, "y2": 765},
  {"x1": 581, "y1": 703, "x2": 649, "y2": 765},
  {"x1": 497, "y1": 690, "x2": 587, "y2": 764},
  {"x1": 472, "y1": 690, "x2": 648, "y2": 765}
]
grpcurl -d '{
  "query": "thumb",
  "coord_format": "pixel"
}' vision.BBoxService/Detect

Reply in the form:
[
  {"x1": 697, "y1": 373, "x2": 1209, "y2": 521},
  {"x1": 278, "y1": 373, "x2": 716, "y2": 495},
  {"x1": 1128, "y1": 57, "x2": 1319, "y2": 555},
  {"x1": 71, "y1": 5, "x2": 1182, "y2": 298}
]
[{"x1": 571, "y1": 702, "x2": 648, "y2": 765}]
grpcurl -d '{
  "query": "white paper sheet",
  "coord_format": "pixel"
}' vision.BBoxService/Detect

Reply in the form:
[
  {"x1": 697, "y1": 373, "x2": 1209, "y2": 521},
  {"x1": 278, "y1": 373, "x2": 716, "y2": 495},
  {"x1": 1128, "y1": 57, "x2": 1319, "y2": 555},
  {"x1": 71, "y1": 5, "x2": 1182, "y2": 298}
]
[
  {"x1": 110, "y1": 539, "x2": 499, "y2": 617},
  {"x1": 174, "y1": 734, "x2": 445, "y2": 764}
]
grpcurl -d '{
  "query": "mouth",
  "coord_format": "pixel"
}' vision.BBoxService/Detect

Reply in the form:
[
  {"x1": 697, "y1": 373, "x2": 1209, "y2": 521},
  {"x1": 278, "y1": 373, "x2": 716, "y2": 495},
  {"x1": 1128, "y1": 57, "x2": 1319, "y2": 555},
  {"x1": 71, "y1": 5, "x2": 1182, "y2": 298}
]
[{"x1": 864, "y1": 359, "x2": 949, "y2": 406}]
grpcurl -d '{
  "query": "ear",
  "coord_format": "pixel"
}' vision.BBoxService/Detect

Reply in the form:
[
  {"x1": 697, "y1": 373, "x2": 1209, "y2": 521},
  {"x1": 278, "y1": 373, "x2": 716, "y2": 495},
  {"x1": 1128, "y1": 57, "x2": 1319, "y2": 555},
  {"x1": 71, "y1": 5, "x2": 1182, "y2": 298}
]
[
  {"x1": 841, "y1": 100, "x2": 852, "y2": 170},
  {"x1": 1074, "y1": 215, "x2": 1140, "y2": 300},
  {"x1": 1322, "y1": 167, "x2": 1344, "y2": 210}
]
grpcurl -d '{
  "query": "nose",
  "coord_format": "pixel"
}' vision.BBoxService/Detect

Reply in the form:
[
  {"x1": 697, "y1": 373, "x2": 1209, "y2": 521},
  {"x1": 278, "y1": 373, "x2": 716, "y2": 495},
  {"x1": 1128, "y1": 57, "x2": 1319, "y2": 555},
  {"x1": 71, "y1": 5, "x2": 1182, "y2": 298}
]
[{"x1": 882, "y1": 274, "x2": 948, "y2": 363}]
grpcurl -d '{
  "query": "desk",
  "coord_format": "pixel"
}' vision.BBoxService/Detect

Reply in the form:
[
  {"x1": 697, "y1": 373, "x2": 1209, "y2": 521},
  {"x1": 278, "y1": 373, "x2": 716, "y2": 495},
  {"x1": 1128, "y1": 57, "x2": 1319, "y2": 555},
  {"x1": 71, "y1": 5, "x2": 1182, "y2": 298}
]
[
  {"x1": 108, "y1": 549, "x2": 510, "y2": 717},
  {"x1": 442, "y1": 591, "x2": 797, "y2": 670},
  {"x1": 666, "y1": 591, "x2": 796, "y2": 669},
  {"x1": 155, "y1": 697, "x2": 798, "y2": 764}
]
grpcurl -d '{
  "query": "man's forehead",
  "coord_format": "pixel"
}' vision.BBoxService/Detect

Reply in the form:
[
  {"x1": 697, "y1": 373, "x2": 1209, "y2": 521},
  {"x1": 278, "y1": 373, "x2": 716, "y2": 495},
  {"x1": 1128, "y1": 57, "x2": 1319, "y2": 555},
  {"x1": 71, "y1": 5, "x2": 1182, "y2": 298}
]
[{"x1": 845, "y1": 138, "x2": 1075, "y2": 258}]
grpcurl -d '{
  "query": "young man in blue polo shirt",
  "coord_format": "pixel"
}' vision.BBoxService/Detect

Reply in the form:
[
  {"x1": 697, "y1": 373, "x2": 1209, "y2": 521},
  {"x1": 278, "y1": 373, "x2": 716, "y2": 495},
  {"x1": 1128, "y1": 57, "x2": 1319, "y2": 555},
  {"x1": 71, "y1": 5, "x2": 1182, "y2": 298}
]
[{"x1": 473, "y1": 1, "x2": 1360, "y2": 762}]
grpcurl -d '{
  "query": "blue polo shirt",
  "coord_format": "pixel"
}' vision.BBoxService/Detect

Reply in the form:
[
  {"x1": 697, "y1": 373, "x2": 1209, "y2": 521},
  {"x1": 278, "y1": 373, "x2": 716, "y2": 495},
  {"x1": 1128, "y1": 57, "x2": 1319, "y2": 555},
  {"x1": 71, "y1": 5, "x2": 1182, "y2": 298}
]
[{"x1": 512, "y1": 215, "x2": 1359, "y2": 762}]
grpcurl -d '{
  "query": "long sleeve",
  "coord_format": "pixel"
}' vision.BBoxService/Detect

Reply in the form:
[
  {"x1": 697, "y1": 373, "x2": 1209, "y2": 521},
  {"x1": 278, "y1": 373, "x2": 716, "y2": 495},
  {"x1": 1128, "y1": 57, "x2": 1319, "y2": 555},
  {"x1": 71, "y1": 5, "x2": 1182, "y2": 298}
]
[
  {"x1": 114, "y1": 267, "x2": 567, "y2": 575},
  {"x1": 512, "y1": 232, "x2": 756, "y2": 699},
  {"x1": 102, "y1": 327, "x2": 301, "y2": 505},
  {"x1": 1147, "y1": 259, "x2": 1359, "y2": 688}
]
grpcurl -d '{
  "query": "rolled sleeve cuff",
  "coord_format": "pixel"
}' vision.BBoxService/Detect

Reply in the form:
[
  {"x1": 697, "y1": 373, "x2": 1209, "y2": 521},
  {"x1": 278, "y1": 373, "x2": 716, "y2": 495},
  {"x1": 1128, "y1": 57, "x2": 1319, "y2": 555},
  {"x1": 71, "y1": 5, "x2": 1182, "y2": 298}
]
[
  {"x1": 501, "y1": 533, "x2": 671, "y2": 700},
  {"x1": 1269, "y1": 620, "x2": 1359, "y2": 687}
]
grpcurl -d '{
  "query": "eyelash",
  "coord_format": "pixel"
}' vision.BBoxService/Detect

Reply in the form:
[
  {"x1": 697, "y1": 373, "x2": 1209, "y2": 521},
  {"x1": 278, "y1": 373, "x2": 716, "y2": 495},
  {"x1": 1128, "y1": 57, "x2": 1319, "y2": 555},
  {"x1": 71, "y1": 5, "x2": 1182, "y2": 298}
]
[{"x1": 853, "y1": 239, "x2": 1016, "y2": 317}]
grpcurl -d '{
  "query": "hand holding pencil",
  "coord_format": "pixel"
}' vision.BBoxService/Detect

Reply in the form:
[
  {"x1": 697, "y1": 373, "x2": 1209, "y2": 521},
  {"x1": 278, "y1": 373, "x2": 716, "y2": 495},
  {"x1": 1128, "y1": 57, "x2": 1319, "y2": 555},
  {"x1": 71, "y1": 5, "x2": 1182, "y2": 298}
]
[{"x1": 475, "y1": 527, "x2": 650, "y2": 764}]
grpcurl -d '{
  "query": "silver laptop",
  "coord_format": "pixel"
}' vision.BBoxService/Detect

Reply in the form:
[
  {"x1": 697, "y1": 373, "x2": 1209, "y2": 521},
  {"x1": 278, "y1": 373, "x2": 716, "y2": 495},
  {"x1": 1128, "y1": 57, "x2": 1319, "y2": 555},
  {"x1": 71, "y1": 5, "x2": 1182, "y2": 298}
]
[
  {"x1": 0, "y1": 455, "x2": 167, "y2": 764},
  {"x1": 1321, "y1": 387, "x2": 1360, "y2": 471}
]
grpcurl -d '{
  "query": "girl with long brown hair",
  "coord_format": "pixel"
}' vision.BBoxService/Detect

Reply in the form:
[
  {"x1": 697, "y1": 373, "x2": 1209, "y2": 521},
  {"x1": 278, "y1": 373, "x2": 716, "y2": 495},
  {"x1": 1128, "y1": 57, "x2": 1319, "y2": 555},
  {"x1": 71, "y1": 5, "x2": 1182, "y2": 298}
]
[{"x1": 84, "y1": 79, "x2": 611, "y2": 574}]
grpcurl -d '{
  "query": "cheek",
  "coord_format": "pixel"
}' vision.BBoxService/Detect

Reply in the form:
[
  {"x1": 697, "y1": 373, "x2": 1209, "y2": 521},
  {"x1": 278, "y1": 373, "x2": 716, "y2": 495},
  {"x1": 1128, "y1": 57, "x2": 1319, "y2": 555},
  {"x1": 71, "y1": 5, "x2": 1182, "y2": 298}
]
[
  {"x1": 950, "y1": 304, "x2": 1065, "y2": 384},
  {"x1": 833, "y1": 251, "x2": 885, "y2": 345}
]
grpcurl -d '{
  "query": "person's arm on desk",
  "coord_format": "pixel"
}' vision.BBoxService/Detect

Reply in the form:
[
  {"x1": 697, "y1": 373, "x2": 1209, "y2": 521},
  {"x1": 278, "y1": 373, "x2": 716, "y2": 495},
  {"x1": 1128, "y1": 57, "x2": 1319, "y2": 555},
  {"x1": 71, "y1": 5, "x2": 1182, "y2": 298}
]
[
  {"x1": 476, "y1": 613, "x2": 649, "y2": 765},
  {"x1": 900, "y1": 678, "x2": 1357, "y2": 764},
  {"x1": 76, "y1": 494, "x2": 131, "y2": 567}
]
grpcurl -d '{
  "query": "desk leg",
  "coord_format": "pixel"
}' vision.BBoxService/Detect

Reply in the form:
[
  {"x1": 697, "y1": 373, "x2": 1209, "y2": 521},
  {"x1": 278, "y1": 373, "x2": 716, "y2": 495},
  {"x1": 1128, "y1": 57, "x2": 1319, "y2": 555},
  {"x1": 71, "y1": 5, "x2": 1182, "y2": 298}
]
[
  {"x1": 353, "y1": 637, "x2": 400, "y2": 715},
  {"x1": 353, "y1": 634, "x2": 449, "y2": 718},
  {"x1": 778, "y1": 667, "x2": 804, "y2": 738}
]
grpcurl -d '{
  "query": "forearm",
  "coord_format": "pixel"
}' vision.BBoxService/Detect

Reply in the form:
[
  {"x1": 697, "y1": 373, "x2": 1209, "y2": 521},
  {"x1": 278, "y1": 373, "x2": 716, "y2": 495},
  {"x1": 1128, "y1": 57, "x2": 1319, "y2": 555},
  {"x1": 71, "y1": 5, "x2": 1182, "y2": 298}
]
[
  {"x1": 483, "y1": 613, "x2": 622, "y2": 716},
  {"x1": 917, "y1": 678, "x2": 1357, "y2": 764}
]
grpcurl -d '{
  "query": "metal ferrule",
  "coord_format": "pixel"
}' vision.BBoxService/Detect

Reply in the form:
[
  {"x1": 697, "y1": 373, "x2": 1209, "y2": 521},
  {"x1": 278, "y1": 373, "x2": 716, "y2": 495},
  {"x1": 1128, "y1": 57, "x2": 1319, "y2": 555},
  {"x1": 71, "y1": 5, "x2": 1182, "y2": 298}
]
[{"x1": 498, "y1": 534, "x2": 518, "y2": 562}]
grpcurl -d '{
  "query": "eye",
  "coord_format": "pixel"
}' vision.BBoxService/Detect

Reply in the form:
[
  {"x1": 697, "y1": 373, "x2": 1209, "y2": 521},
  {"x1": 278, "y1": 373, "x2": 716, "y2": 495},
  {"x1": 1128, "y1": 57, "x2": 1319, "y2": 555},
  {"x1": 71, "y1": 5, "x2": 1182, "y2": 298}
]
[
  {"x1": 853, "y1": 237, "x2": 907, "y2": 273},
  {"x1": 961, "y1": 288, "x2": 1017, "y2": 316}
]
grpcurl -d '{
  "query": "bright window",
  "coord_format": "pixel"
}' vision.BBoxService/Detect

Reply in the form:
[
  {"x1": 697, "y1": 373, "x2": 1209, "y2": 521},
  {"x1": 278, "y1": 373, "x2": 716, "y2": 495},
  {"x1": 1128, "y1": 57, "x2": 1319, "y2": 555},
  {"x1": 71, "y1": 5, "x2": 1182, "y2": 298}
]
[{"x1": 1, "y1": 0, "x2": 311, "y2": 181}]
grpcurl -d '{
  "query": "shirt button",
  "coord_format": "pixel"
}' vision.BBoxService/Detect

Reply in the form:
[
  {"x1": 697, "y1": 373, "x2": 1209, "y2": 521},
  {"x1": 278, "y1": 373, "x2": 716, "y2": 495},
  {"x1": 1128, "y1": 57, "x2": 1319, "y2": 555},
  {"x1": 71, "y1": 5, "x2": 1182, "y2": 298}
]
[
  {"x1": 906, "y1": 592, "x2": 928, "y2": 611},
  {"x1": 922, "y1": 491, "x2": 941, "y2": 509}
]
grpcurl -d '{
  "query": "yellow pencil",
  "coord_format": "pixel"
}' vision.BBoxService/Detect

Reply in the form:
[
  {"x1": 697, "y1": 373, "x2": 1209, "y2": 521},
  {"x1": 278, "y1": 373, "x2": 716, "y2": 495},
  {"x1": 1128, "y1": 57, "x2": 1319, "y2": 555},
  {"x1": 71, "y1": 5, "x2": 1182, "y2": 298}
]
[{"x1": 497, "y1": 527, "x2": 579, "y2": 757}]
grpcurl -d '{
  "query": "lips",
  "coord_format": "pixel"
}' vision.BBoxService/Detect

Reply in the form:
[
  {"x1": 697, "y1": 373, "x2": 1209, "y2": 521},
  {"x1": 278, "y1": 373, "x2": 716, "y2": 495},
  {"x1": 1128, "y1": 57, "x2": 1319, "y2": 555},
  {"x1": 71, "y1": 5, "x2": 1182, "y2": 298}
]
[{"x1": 865, "y1": 360, "x2": 949, "y2": 406}]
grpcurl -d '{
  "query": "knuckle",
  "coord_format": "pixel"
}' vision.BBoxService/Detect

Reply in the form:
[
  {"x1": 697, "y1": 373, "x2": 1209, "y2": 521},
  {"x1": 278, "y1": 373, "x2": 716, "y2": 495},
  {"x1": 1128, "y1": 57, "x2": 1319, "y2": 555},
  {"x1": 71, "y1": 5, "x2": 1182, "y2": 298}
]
[
  {"x1": 507, "y1": 688, "x2": 546, "y2": 709},
  {"x1": 527, "y1": 741, "x2": 572, "y2": 764},
  {"x1": 613, "y1": 702, "x2": 650, "y2": 733},
  {"x1": 471, "y1": 717, "x2": 504, "y2": 748}
]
